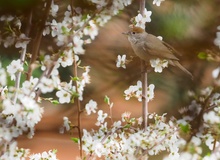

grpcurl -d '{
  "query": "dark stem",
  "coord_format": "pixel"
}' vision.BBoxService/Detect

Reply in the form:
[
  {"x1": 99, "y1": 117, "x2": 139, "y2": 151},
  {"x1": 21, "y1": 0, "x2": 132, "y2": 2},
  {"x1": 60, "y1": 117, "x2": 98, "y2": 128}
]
[{"x1": 27, "y1": 0, "x2": 52, "y2": 80}]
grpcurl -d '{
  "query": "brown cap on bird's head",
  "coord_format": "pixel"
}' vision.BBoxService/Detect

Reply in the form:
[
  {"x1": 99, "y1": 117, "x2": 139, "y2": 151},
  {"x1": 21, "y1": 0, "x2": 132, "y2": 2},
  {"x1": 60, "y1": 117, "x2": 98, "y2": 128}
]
[
  {"x1": 129, "y1": 25, "x2": 145, "y2": 33},
  {"x1": 122, "y1": 25, "x2": 145, "y2": 35}
]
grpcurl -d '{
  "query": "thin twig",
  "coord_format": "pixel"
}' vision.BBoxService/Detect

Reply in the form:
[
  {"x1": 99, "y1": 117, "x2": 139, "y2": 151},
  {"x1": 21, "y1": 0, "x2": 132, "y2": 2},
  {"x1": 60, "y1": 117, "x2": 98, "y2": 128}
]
[
  {"x1": 27, "y1": 0, "x2": 52, "y2": 80},
  {"x1": 13, "y1": 10, "x2": 33, "y2": 104},
  {"x1": 73, "y1": 58, "x2": 83, "y2": 158}
]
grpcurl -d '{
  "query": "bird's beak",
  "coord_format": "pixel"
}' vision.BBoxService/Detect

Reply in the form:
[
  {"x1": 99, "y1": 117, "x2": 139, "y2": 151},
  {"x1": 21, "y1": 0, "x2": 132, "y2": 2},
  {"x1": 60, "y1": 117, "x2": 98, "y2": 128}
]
[{"x1": 122, "y1": 31, "x2": 129, "y2": 35}]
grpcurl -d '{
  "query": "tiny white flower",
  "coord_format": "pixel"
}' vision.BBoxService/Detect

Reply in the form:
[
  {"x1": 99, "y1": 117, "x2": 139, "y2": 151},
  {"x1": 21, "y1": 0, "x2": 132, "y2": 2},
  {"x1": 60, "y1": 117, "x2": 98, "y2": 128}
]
[
  {"x1": 116, "y1": 55, "x2": 126, "y2": 69},
  {"x1": 121, "y1": 112, "x2": 131, "y2": 122},
  {"x1": 96, "y1": 110, "x2": 108, "y2": 125},
  {"x1": 142, "y1": 8, "x2": 152, "y2": 22},
  {"x1": 147, "y1": 84, "x2": 155, "y2": 102},
  {"x1": 58, "y1": 49, "x2": 74, "y2": 67},
  {"x1": 83, "y1": 20, "x2": 98, "y2": 40},
  {"x1": 150, "y1": 58, "x2": 168, "y2": 73},
  {"x1": 73, "y1": 35, "x2": 85, "y2": 54},
  {"x1": 63, "y1": 117, "x2": 70, "y2": 131},
  {"x1": 212, "y1": 67, "x2": 220, "y2": 79},
  {"x1": 6, "y1": 59, "x2": 23, "y2": 80},
  {"x1": 56, "y1": 89, "x2": 71, "y2": 104},
  {"x1": 153, "y1": 0, "x2": 165, "y2": 6},
  {"x1": 85, "y1": 100, "x2": 97, "y2": 115},
  {"x1": 135, "y1": 14, "x2": 146, "y2": 29}
]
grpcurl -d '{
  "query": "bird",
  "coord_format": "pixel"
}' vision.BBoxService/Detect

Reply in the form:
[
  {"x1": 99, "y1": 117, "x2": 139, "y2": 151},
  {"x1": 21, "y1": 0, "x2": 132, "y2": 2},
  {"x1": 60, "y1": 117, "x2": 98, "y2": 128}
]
[{"x1": 123, "y1": 26, "x2": 193, "y2": 79}]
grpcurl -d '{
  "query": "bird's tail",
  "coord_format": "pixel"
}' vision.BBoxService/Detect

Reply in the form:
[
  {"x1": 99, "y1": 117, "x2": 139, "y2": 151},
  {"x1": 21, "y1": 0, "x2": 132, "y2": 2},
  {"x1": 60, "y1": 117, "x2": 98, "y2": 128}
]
[{"x1": 169, "y1": 60, "x2": 193, "y2": 79}]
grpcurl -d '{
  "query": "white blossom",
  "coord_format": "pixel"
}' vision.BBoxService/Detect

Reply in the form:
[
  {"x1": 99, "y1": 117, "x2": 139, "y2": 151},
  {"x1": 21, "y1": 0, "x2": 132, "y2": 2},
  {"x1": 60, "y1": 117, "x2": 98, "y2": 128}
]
[
  {"x1": 96, "y1": 110, "x2": 108, "y2": 126},
  {"x1": 153, "y1": 0, "x2": 165, "y2": 6},
  {"x1": 135, "y1": 8, "x2": 152, "y2": 29},
  {"x1": 6, "y1": 59, "x2": 23, "y2": 80},
  {"x1": 0, "y1": 62, "x2": 7, "y2": 86},
  {"x1": 214, "y1": 26, "x2": 220, "y2": 48},
  {"x1": 83, "y1": 20, "x2": 98, "y2": 40},
  {"x1": 212, "y1": 67, "x2": 220, "y2": 79},
  {"x1": 73, "y1": 35, "x2": 85, "y2": 54},
  {"x1": 150, "y1": 58, "x2": 168, "y2": 73},
  {"x1": 15, "y1": 34, "x2": 30, "y2": 49},
  {"x1": 50, "y1": 0, "x2": 59, "y2": 17},
  {"x1": 29, "y1": 150, "x2": 57, "y2": 160},
  {"x1": 58, "y1": 49, "x2": 74, "y2": 67},
  {"x1": 116, "y1": 54, "x2": 126, "y2": 69},
  {"x1": 85, "y1": 100, "x2": 97, "y2": 115},
  {"x1": 124, "y1": 81, "x2": 155, "y2": 102},
  {"x1": 56, "y1": 89, "x2": 71, "y2": 104}
]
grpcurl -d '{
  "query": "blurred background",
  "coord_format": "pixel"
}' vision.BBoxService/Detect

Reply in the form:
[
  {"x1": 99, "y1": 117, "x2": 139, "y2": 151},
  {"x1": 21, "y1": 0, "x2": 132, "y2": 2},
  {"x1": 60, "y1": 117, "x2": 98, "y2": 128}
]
[{"x1": 1, "y1": 0, "x2": 220, "y2": 159}]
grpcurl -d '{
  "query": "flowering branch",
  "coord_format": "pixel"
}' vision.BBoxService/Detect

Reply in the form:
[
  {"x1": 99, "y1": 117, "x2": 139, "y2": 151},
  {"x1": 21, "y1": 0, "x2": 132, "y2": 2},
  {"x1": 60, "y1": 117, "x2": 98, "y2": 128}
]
[
  {"x1": 73, "y1": 57, "x2": 83, "y2": 158},
  {"x1": 13, "y1": 11, "x2": 33, "y2": 104}
]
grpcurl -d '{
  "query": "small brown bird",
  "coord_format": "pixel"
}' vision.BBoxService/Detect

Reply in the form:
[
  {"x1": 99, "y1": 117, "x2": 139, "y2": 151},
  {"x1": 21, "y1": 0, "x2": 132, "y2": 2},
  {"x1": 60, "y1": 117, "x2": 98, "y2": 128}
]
[{"x1": 123, "y1": 26, "x2": 193, "y2": 79}]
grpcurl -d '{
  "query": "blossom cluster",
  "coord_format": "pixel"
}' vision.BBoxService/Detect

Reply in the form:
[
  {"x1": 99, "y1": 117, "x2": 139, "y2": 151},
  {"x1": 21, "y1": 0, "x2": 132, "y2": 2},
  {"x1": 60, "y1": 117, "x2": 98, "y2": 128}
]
[
  {"x1": 124, "y1": 81, "x2": 155, "y2": 102},
  {"x1": 81, "y1": 108, "x2": 182, "y2": 159},
  {"x1": 176, "y1": 82, "x2": 220, "y2": 159},
  {"x1": 0, "y1": 0, "x2": 134, "y2": 159}
]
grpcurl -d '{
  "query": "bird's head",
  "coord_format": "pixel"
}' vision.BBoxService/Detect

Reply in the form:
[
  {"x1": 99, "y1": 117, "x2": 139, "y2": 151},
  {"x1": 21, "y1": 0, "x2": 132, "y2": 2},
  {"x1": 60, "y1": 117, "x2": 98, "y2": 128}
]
[{"x1": 122, "y1": 26, "x2": 146, "y2": 43}]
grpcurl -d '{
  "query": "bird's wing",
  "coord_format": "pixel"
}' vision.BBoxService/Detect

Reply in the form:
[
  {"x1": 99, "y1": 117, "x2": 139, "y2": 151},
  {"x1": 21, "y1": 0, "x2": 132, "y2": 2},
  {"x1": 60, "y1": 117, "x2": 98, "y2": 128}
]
[
  {"x1": 143, "y1": 34, "x2": 179, "y2": 60},
  {"x1": 162, "y1": 41, "x2": 182, "y2": 57}
]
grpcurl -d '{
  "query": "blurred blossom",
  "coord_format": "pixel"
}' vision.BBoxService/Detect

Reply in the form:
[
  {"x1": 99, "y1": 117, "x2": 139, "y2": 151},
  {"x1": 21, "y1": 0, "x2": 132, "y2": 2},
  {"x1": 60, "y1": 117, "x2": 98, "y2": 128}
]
[
  {"x1": 58, "y1": 50, "x2": 73, "y2": 67},
  {"x1": 0, "y1": 62, "x2": 7, "y2": 86},
  {"x1": 21, "y1": 76, "x2": 39, "y2": 97},
  {"x1": 0, "y1": 15, "x2": 14, "y2": 21},
  {"x1": 63, "y1": 117, "x2": 70, "y2": 131},
  {"x1": 96, "y1": 110, "x2": 108, "y2": 126},
  {"x1": 121, "y1": 112, "x2": 131, "y2": 122},
  {"x1": 135, "y1": 8, "x2": 152, "y2": 29},
  {"x1": 38, "y1": 77, "x2": 54, "y2": 94},
  {"x1": 214, "y1": 26, "x2": 220, "y2": 48},
  {"x1": 29, "y1": 150, "x2": 58, "y2": 160},
  {"x1": 4, "y1": 36, "x2": 15, "y2": 48},
  {"x1": 85, "y1": 100, "x2": 97, "y2": 115},
  {"x1": 116, "y1": 54, "x2": 126, "y2": 69},
  {"x1": 157, "y1": 36, "x2": 163, "y2": 40},
  {"x1": 50, "y1": 0, "x2": 59, "y2": 17},
  {"x1": 212, "y1": 67, "x2": 220, "y2": 79},
  {"x1": 15, "y1": 34, "x2": 30, "y2": 49},
  {"x1": 124, "y1": 81, "x2": 155, "y2": 102},
  {"x1": 6, "y1": 59, "x2": 23, "y2": 81},
  {"x1": 73, "y1": 35, "x2": 85, "y2": 54},
  {"x1": 203, "y1": 111, "x2": 220, "y2": 124},
  {"x1": 150, "y1": 58, "x2": 168, "y2": 73},
  {"x1": 153, "y1": 0, "x2": 165, "y2": 6},
  {"x1": 83, "y1": 20, "x2": 98, "y2": 40}
]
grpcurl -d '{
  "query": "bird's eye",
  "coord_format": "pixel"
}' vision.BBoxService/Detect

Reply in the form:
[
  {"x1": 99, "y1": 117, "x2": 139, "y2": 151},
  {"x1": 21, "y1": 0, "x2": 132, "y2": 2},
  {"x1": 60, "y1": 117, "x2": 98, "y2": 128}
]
[{"x1": 132, "y1": 32, "x2": 136, "y2": 34}]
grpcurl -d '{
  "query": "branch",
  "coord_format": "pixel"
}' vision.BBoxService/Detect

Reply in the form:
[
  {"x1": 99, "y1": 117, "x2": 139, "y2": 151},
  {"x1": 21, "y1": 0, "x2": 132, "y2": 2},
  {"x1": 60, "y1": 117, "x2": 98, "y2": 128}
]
[
  {"x1": 27, "y1": 0, "x2": 52, "y2": 80},
  {"x1": 139, "y1": 0, "x2": 149, "y2": 130},
  {"x1": 13, "y1": 10, "x2": 33, "y2": 104}
]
